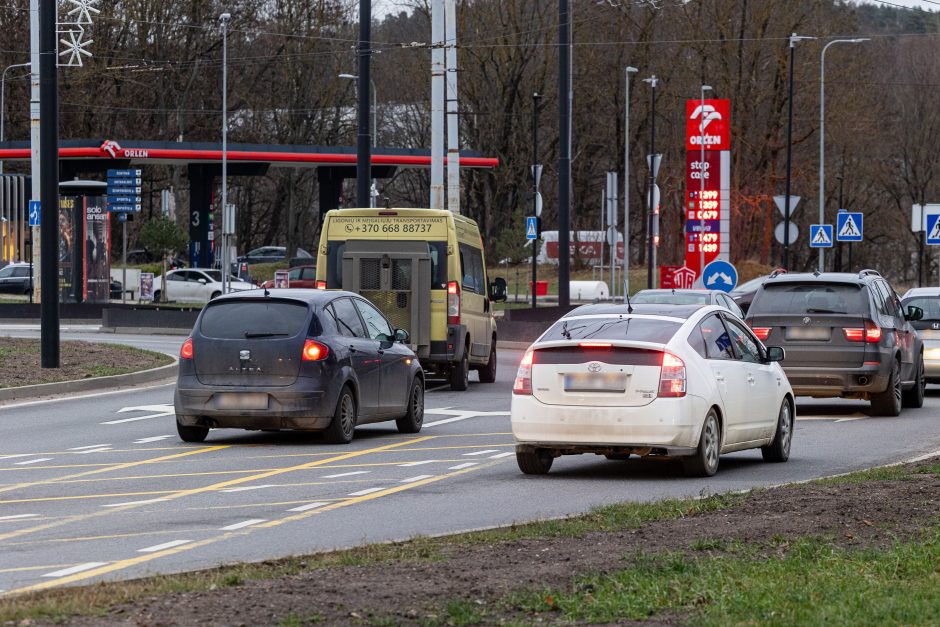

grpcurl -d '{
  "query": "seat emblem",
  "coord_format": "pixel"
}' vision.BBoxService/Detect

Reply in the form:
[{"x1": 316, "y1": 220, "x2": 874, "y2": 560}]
[
  {"x1": 802, "y1": 317, "x2": 811, "y2": 325},
  {"x1": 239, "y1": 350, "x2": 251, "y2": 361},
  {"x1": 587, "y1": 362, "x2": 602, "y2": 373}
]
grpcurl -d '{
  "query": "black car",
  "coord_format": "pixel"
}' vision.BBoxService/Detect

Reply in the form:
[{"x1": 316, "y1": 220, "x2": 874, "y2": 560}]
[
  {"x1": 0, "y1": 263, "x2": 32, "y2": 294},
  {"x1": 110, "y1": 279, "x2": 123, "y2": 299},
  {"x1": 745, "y1": 270, "x2": 925, "y2": 416},
  {"x1": 237, "y1": 246, "x2": 312, "y2": 265},
  {"x1": 174, "y1": 289, "x2": 425, "y2": 443}
]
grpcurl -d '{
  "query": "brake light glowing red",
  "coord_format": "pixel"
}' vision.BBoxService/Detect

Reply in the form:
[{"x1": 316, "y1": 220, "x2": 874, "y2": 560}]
[
  {"x1": 302, "y1": 339, "x2": 329, "y2": 361},
  {"x1": 579, "y1": 342, "x2": 612, "y2": 348},
  {"x1": 658, "y1": 352, "x2": 686, "y2": 398},
  {"x1": 315, "y1": 280, "x2": 327, "y2": 290},
  {"x1": 751, "y1": 327, "x2": 771, "y2": 341},
  {"x1": 447, "y1": 281, "x2": 460, "y2": 325},
  {"x1": 844, "y1": 322, "x2": 881, "y2": 343},
  {"x1": 513, "y1": 349, "x2": 535, "y2": 395},
  {"x1": 180, "y1": 338, "x2": 193, "y2": 360}
]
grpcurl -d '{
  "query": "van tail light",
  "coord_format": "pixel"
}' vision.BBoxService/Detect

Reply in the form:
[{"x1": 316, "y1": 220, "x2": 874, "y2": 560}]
[
  {"x1": 447, "y1": 281, "x2": 460, "y2": 325},
  {"x1": 180, "y1": 337, "x2": 194, "y2": 360},
  {"x1": 658, "y1": 352, "x2": 686, "y2": 398},
  {"x1": 315, "y1": 280, "x2": 327, "y2": 290},
  {"x1": 512, "y1": 349, "x2": 535, "y2": 395},
  {"x1": 751, "y1": 327, "x2": 771, "y2": 341},
  {"x1": 843, "y1": 321, "x2": 882, "y2": 344},
  {"x1": 302, "y1": 339, "x2": 330, "y2": 361}
]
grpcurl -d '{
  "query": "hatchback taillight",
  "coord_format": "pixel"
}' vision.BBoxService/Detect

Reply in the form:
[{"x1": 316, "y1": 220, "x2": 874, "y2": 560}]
[
  {"x1": 512, "y1": 349, "x2": 535, "y2": 395},
  {"x1": 843, "y1": 321, "x2": 882, "y2": 344},
  {"x1": 302, "y1": 339, "x2": 329, "y2": 361},
  {"x1": 180, "y1": 337, "x2": 193, "y2": 360},
  {"x1": 447, "y1": 281, "x2": 460, "y2": 325},
  {"x1": 658, "y1": 352, "x2": 686, "y2": 398}
]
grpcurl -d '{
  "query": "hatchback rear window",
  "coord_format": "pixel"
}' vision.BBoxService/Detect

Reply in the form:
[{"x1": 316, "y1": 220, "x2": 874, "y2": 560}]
[
  {"x1": 541, "y1": 317, "x2": 680, "y2": 344},
  {"x1": 749, "y1": 283, "x2": 868, "y2": 315},
  {"x1": 200, "y1": 299, "x2": 311, "y2": 339}
]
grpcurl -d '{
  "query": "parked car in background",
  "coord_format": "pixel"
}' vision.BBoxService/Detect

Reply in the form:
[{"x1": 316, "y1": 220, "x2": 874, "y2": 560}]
[
  {"x1": 110, "y1": 279, "x2": 123, "y2": 299},
  {"x1": 901, "y1": 287, "x2": 940, "y2": 383},
  {"x1": 0, "y1": 262, "x2": 32, "y2": 294},
  {"x1": 511, "y1": 304, "x2": 793, "y2": 477},
  {"x1": 746, "y1": 270, "x2": 924, "y2": 416},
  {"x1": 152, "y1": 268, "x2": 255, "y2": 303},
  {"x1": 237, "y1": 246, "x2": 313, "y2": 265},
  {"x1": 260, "y1": 265, "x2": 317, "y2": 290},
  {"x1": 174, "y1": 289, "x2": 425, "y2": 444},
  {"x1": 631, "y1": 288, "x2": 744, "y2": 318}
]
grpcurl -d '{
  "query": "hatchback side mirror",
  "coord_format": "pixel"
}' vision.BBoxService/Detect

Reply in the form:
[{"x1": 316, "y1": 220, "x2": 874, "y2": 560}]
[
  {"x1": 906, "y1": 306, "x2": 924, "y2": 321},
  {"x1": 489, "y1": 277, "x2": 508, "y2": 302},
  {"x1": 394, "y1": 328, "x2": 410, "y2": 343},
  {"x1": 766, "y1": 346, "x2": 785, "y2": 362}
]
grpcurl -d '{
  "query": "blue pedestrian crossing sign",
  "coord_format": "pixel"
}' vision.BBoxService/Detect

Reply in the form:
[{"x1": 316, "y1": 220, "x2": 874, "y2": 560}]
[
  {"x1": 525, "y1": 216, "x2": 538, "y2": 240},
  {"x1": 927, "y1": 212, "x2": 940, "y2": 246},
  {"x1": 702, "y1": 260, "x2": 738, "y2": 293},
  {"x1": 836, "y1": 212, "x2": 863, "y2": 242},
  {"x1": 809, "y1": 224, "x2": 833, "y2": 248},
  {"x1": 28, "y1": 200, "x2": 40, "y2": 227}
]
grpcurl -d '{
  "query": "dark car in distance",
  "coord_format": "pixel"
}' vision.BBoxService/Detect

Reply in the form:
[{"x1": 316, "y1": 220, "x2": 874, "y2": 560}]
[
  {"x1": 745, "y1": 270, "x2": 924, "y2": 416},
  {"x1": 237, "y1": 246, "x2": 313, "y2": 265},
  {"x1": 174, "y1": 289, "x2": 425, "y2": 444},
  {"x1": 0, "y1": 262, "x2": 32, "y2": 294}
]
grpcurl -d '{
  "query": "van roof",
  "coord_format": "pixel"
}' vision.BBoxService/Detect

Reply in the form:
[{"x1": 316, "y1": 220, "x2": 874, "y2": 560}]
[{"x1": 327, "y1": 207, "x2": 478, "y2": 226}]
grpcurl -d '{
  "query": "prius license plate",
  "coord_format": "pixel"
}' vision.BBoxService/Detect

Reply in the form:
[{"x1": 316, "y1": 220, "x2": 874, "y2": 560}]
[
  {"x1": 564, "y1": 373, "x2": 627, "y2": 393},
  {"x1": 214, "y1": 393, "x2": 268, "y2": 410}
]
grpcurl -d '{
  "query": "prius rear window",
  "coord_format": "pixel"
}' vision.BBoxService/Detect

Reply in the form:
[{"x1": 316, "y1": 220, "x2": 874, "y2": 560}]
[
  {"x1": 541, "y1": 317, "x2": 680, "y2": 344},
  {"x1": 200, "y1": 300, "x2": 311, "y2": 340}
]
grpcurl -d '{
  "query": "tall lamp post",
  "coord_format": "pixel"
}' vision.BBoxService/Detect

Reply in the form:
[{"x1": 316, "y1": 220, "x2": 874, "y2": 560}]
[
  {"x1": 219, "y1": 12, "x2": 230, "y2": 295},
  {"x1": 0, "y1": 61, "x2": 30, "y2": 175},
  {"x1": 623, "y1": 66, "x2": 637, "y2": 302},
  {"x1": 339, "y1": 73, "x2": 378, "y2": 207},
  {"x1": 783, "y1": 33, "x2": 815, "y2": 270},
  {"x1": 642, "y1": 75, "x2": 659, "y2": 289},
  {"x1": 698, "y1": 84, "x2": 712, "y2": 278},
  {"x1": 818, "y1": 37, "x2": 868, "y2": 272}
]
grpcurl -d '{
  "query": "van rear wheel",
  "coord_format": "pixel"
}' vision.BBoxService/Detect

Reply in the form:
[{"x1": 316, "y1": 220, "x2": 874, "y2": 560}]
[{"x1": 450, "y1": 352, "x2": 469, "y2": 391}]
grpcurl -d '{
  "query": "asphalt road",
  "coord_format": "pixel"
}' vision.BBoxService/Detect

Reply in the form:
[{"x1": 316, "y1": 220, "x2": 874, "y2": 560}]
[{"x1": 1, "y1": 326, "x2": 940, "y2": 595}]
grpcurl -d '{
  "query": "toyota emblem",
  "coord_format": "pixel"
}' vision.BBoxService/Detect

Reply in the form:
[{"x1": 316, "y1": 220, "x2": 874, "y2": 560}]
[
  {"x1": 587, "y1": 362, "x2": 602, "y2": 373},
  {"x1": 802, "y1": 317, "x2": 811, "y2": 325}
]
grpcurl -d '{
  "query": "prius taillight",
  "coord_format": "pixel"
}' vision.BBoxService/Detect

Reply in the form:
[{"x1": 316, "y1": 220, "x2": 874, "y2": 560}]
[
  {"x1": 512, "y1": 349, "x2": 535, "y2": 395},
  {"x1": 658, "y1": 352, "x2": 686, "y2": 398}
]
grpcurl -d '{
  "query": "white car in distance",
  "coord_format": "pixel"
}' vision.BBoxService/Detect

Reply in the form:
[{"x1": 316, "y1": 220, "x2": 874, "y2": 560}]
[
  {"x1": 152, "y1": 268, "x2": 255, "y2": 303},
  {"x1": 511, "y1": 304, "x2": 794, "y2": 477}
]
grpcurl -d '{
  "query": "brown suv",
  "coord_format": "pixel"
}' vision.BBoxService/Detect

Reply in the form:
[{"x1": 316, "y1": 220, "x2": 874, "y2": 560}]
[{"x1": 745, "y1": 270, "x2": 924, "y2": 416}]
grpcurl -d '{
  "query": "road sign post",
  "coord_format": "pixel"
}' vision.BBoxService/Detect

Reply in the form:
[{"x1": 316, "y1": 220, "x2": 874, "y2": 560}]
[
  {"x1": 774, "y1": 195, "x2": 800, "y2": 269},
  {"x1": 526, "y1": 215, "x2": 539, "y2": 308}
]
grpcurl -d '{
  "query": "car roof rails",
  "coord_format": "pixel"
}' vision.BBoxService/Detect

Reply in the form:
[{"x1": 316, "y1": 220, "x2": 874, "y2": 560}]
[
  {"x1": 769, "y1": 268, "x2": 788, "y2": 279},
  {"x1": 858, "y1": 269, "x2": 881, "y2": 278}
]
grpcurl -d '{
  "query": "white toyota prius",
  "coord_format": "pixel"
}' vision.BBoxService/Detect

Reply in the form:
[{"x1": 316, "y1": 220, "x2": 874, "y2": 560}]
[{"x1": 511, "y1": 303, "x2": 794, "y2": 477}]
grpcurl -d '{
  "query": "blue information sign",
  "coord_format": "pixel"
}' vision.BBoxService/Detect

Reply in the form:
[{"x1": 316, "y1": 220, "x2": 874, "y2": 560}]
[
  {"x1": 106, "y1": 169, "x2": 141, "y2": 178},
  {"x1": 809, "y1": 224, "x2": 833, "y2": 248},
  {"x1": 927, "y1": 213, "x2": 940, "y2": 246},
  {"x1": 525, "y1": 216, "x2": 538, "y2": 240},
  {"x1": 702, "y1": 260, "x2": 738, "y2": 293},
  {"x1": 836, "y1": 212, "x2": 863, "y2": 242},
  {"x1": 28, "y1": 200, "x2": 40, "y2": 227}
]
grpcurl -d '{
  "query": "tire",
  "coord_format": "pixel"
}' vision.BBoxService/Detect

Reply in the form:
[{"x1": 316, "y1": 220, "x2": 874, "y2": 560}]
[
  {"x1": 683, "y1": 409, "x2": 721, "y2": 477},
  {"x1": 761, "y1": 399, "x2": 793, "y2": 463},
  {"x1": 902, "y1": 354, "x2": 926, "y2": 409},
  {"x1": 478, "y1": 343, "x2": 497, "y2": 383},
  {"x1": 871, "y1": 359, "x2": 903, "y2": 416},
  {"x1": 449, "y1": 350, "x2": 470, "y2": 391},
  {"x1": 153, "y1": 290, "x2": 162, "y2": 303},
  {"x1": 396, "y1": 377, "x2": 425, "y2": 434},
  {"x1": 324, "y1": 386, "x2": 357, "y2": 444},
  {"x1": 210, "y1": 291, "x2": 221, "y2": 300},
  {"x1": 516, "y1": 448, "x2": 553, "y2": 475},
  {"x1": 176, "y1": 417, "x2": 209, "y2": 443}
]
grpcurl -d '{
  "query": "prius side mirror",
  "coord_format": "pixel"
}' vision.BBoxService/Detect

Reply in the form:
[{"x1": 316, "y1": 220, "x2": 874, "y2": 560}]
[{"x1": 766, "y1": 346, "x2": 785, "y2": 362}]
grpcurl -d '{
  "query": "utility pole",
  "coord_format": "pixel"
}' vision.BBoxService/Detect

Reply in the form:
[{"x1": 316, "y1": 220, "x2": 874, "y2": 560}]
[
  {"x1": 531, "y1": 92, "x2": 541, "y2": 310},
  {"x1": 356, "y1": 0, "x2": 372, "y2": 208},
  {"x1": 430, "y1": 0, "x2": 445, "y2": 209},
  {"x1": 39, "y1": 0, "x2": 58, "y2": 367},
  {"x1": 557, "y1": 0, "x2": 571, "y2": 308},
  {"x1": 644, "y1": 76, "x2": 658, "y2": 289},
  {"x1": 29, "y1": 0, "x2": 40, "y2": 305},
  {"x1": 623, "y1": 66, "x2": 637, "y2": 302},
  {"x1": 783, "y1": 33, "x2": 815, "y2": 270},
  {"x1": 219, "y1": 12, "x2": 230, "y2": 294}
]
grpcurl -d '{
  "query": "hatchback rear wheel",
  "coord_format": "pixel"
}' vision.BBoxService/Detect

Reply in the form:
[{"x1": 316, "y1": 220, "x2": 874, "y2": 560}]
[
  {"x1": 324, "y1": 386, "x2": 357, "y2": 444},
  {"x1": 683, "y1": 409, "x2": 720, "y2": 477},
  {"x1": 871, "y1": 359, "x2": 902, "y2": 416},
  {"x1": 396, "y1": 377, "x2": 425, "y2": 434},
  {"x1": 176, "y1": 417, "x2": 208, "y2": 443}
]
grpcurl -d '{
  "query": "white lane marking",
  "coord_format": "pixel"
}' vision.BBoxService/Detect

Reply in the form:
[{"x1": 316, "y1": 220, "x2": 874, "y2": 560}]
[
  {"x1": 400, "y1": 475, "x2": 434, "y2": 483},
  {"x1": 448, "y1": 462, "x2": 478, "y2": 470},
  {"x1": 397, "y1": 460, "x2": 438, "y2": 467},
  {"x1": 834, "y1": 417, "x2": 867, "y2": 423},
  {"x1": 72, "y1": 447, "x2": 113, "y2": 454},
  {"x1": 117, "y1": 404, "x2": 175, "y2": 414},
  {"x1": 348, "y1": 487, "x2": 384, "y2": 496},
  {"x1": 101, "y1": 498, "x2": 169, "y2": 508},
  {"x1": 0, "y1": 454, "x2": 37, "y2": 460},
  {"x1": 322, "y1": 471, "x2": 370, "y2": 478},
  {"x1": 426, "y1": 384, "x2": 451, "y2": 392},
  {"x1": 221, "y1": 485, "x2": 278, "y2": 493},
  {"x1": 67, "y1": 444, "x2": 111, "y2": 450},
  {"x1": 462, "y1": 449, "x2": 499, "y2": 457},
  {"x1": 489, "y1": 452, "x2": 514, "y2": 459},
  {"x1": 101, "y1": 411, "x2": 173, "y2": 425},
  {"x1": 287, "y1": 502, "x2": 329, "y2": 513},
  {"x1": 220, "y1": 519, "x2": 266, "y2": 531},
  {"x1": 0, "y1": 381, "x2": 175, "y2": 411},
  {"x1": 423, "y1": 409, "x2": 510, "y2": 428},
  {"x1": 0, "y1": 513, "x2": 38, "y2": 521},
  {"x1": 133, "y1": 435, "x2": 176, "y2": 444},
  {"x1": 137, "y1": 540, "x2": 192, "y2": 553},
  {"x1": 42, "y1": 562, "x2": 109, "y2": 578},
  {"x1": 14, "y1": 458, "x2": 51, "y2": 465}
]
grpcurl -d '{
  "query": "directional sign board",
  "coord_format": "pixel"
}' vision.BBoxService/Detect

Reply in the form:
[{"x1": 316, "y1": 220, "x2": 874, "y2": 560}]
[
  {"x1": 28, "y1": 200, "x2": 40, "y2": 227},
  {"x1": 836, "y1": 212, "x2": 863, "y2": 242},
  {"x1": 809, "y1": 224, "x2": 833, "y2": 248},
  {"x1": 927, "y1": 210, "x2": 940, "y2": 246},
  {"x1": 107, "y1": 168, "x2": 142, "y2": 213},
  {"x1": 525, "y1": 216, "x2": 538, "y2": 240},
  {"x1": 702, "y1": 259, "x2": 738, "y2": 293}
]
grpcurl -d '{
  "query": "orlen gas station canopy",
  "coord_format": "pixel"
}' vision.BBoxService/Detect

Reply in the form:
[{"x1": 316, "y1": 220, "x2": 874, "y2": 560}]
[{"x1": 0, "y1": 139, "x2": 499, "y2": 267}]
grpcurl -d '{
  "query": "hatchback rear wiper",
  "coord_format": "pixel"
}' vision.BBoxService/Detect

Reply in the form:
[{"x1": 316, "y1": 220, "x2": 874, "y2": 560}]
[
  {"x1": 805, "y1": 308, "x2": 846, "y2": 314},
  {"x1": 244, "y1": 332, "x2": 290, "y2": 338}
]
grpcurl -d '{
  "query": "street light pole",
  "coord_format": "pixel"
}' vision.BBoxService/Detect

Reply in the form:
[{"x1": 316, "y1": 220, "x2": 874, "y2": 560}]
[
  {"x1": 531, "y1": 92, "x2": 541, "y2": 310},
  {"x1": 219, "y1": 12, "x2": 230, "y2": 295},
  {"x1": 355, "y1": 0, "x2": 372, "y2": 209},
  {"x1": 643, "y1": 76, "x2": 658, "y2": 289},
  {"x1": 0, "y1": 61, "x2": 30, "y2": 175},
  {"x1": 698, "y1": 84, "x2": 712, "y2": 278},
  {"x1": 340, "y1": 73, "x2": 378, "y2": 207},
  {"x1": 818, "y1": 38, "x2": 868, "y2": 272},
  {"x1": 623, "y1": 66, "x2": 637, "y2": 302},
  {"x1": 783, "y1": 33, "x2": 816, "y2": 271}
]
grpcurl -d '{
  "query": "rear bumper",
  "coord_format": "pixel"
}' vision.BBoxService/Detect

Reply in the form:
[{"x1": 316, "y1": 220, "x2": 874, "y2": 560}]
[
  {"x1": 923, "y1": 343, "x2": 940, "y2": 381},
  {"x1": 510, "y1": 394, "x2": 705, "y2": 455},
  {"x1": 783, "y1": 363, "x2": 890, "y2": 397}
]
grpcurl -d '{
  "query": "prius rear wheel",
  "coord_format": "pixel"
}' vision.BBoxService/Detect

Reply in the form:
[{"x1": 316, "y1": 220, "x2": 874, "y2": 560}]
[{"x1": 683, "y1": 410, "x2": 720, "y2": 477}]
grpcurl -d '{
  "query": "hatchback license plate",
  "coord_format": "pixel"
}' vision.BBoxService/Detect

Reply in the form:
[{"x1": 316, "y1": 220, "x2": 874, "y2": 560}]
[
  {"x1": 564, "y1": 373, "x2": 627, "y2": 393},
  {"x1": 214, "y1": 392, "x2": 268, "y2": 410},
  {"x1": 785, "y1": 327, "x2": 831, "y2": 341}
]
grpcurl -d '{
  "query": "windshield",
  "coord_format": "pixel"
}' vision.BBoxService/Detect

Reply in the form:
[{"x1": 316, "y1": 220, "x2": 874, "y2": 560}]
[
  {"x1": 749, "y1": 283, "x2": 868, "y2": 315},
  {"x1": 902, "y1": 297, "x2": 940, "y2": 321},
  {"x1": 631, "y1": 291, "x2": 708, "y2": 306},
  {"x1": 542, "y1": 316, "x2": 680, "y2": 344}
]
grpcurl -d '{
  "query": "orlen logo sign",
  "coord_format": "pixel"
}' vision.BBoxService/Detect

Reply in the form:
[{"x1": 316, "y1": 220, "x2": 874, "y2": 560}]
[{"x1": 685, "y1": 99, "x2": 730, "y2": 151}]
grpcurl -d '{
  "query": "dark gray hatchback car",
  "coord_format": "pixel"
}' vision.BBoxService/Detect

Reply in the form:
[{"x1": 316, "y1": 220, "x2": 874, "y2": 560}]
[
  {"x1": 175, "y1": 289, "x2": 425, "y2": 443},
  {"x1": 745, "y1": 270, "x2": 924, "y2": 416}
]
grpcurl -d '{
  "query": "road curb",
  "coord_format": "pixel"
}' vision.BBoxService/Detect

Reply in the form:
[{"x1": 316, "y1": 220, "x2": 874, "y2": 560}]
[
  {"x1": 100, "y1": 326, "x2": 190, "y2": 336},
  {"x1": 0, "y1": 359, "x2": 179, "y2": 403}
]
